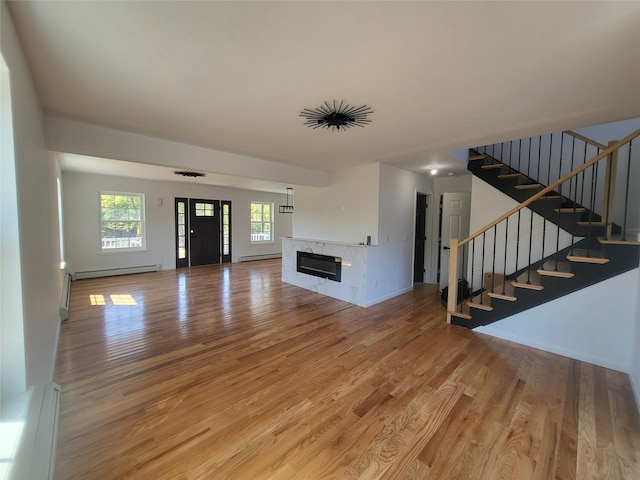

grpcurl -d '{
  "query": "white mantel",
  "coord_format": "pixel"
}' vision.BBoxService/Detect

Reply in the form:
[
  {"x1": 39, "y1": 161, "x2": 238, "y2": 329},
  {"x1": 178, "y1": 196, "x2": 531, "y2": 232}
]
[{"x1": 281, "y1": 237, "x2": 376, "y2": 307}]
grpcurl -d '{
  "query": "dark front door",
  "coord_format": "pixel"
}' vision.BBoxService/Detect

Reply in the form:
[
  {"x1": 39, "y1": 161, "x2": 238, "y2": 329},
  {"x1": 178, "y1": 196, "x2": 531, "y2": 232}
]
[
  {"x1": 189, "y1": 199, "x2": 221, "y2": 266},
  {"x1": 414, "y1": 193, "x2": 427, "y2": 283}
]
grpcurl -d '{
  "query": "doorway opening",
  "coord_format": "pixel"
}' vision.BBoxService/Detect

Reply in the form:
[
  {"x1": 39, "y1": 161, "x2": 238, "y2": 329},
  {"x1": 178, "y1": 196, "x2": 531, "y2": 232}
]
[
  {"x1": 413, "y1": 193, "x2": 428, "y2": 283},
  {"x1": 175, "y1": 198, "x2": 231, "y2": 268},
  {"x1": 437, "y1": 192, "x2": 471, "y2": 290}
]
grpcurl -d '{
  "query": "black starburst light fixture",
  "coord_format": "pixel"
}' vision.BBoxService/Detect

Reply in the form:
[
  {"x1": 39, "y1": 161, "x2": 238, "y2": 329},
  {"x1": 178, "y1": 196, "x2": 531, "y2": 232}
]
[{"x1": 300, "y1": 101, "x2": 373, "y2": 131}]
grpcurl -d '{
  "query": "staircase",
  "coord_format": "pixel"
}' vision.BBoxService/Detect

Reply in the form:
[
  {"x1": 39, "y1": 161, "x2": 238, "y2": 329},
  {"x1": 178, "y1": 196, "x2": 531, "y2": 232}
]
[{"x1": 447, "y1": 128, "x2": 640, "y2": 328}]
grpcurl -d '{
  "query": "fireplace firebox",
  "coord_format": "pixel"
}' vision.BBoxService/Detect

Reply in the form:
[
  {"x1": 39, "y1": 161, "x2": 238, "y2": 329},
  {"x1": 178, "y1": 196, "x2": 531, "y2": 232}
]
[{"x1": 296, "y1": 251, "x2": 342, "y2": 282}]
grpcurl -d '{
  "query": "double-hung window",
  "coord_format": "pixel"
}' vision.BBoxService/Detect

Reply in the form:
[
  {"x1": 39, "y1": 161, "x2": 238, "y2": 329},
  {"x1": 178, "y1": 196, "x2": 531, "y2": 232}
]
[
  {"x1": 100, "y1": 192, "x2": 145, "y2": 251},
  {"x1": 250, "y1": 202, "x2": 273, "y2": 243}
]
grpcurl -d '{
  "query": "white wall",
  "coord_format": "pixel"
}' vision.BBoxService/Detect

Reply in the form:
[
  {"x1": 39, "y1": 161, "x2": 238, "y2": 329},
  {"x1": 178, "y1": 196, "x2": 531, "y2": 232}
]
[
  {"x1": 1, "y1": 5, "x2": 64, "y2": 476},
  {"x1": 476, "y1": 268, "x2": 639, "y2": 373},
  {"x1": 62, "y1": 171, "x2": 292, "y2": 273},
  {"x1": 45, "y1": 115, "x2": 331, "y2": 188},
  {"x1": 429, "y1": 174, "x2": 472, "y2": 284},
  {"x1": 367, "y1": 164, "x2": 432, "y2": 304},
  {"x1": 1, "y1": 1, "x2": 62, "y2": 391},
  {"x1": 292, "y1": 162, "x2": 432, "y2": 304},
  {"x1": 293, "y1": 163, "x2": 380, "y2": 245}
]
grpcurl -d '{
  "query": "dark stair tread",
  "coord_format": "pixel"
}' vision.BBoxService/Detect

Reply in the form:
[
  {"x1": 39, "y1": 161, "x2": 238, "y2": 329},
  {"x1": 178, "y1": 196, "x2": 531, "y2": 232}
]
[
  {"x1": 468, "y1": 154, "x2": 487, "y2": 161},
  {"x1": 515, "y1": 183, "x2": 542, "y2": 190},
  {"x1": 538, "y1": 260, "x2": 574, "y2": 278},
  {"x1": 481, "y1": 163, "x2": 504, "y2": 170},
  {"x1": 535, "y1": 194, "x2": 561, "y2": 201},
  {"x1": 567, "y1": 249, "x2": 609, "y2": 264},
  {"x1": 511, "y1": 271, "x2": 545, "y2": 291}
]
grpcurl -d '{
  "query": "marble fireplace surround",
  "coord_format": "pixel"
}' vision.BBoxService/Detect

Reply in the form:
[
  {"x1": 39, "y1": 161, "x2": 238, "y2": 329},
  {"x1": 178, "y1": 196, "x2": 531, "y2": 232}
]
[{"x1": 281, "y1": 237, "x2": 375, "y2": 307}]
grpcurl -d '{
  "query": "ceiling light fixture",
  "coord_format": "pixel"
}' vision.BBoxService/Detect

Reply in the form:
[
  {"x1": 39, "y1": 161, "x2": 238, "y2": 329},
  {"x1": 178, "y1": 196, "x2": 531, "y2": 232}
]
[
  {"x1": 300, "y1": 101, "x2": 373, "y2": 131},
  {"x1": 430, "y1": 167, "x2": 438, "y2": 175},
  {"x1": 279, "y1": 187, "x2": 294, "y2": 214},
  {"x1": 174, "y1": 170, "x2": 205, "y2": 178}
]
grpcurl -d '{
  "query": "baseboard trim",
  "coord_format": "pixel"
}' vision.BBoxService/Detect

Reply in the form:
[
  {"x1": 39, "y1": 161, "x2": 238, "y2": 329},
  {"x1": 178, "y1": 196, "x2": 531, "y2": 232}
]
[
  {"x1": 238, "y1": 253, "x2": 281, "y2": 262},
  {"x1": 72, "y1": 264, "x2": 159, "y2": 280},
  {"x1": 59, "y1": 273, "x2": 71, "y2": 321}
]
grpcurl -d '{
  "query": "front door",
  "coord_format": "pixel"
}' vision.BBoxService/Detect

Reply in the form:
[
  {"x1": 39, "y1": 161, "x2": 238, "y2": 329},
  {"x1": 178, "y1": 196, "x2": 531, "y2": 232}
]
[
  {"x1": 438, "y1": 192, "x2": 471, "y2": 289},
  {"x1": 189, "y1": 199, "x2": 221, "y2": 266},
  {"x1": 176, "y1": 198, "x2": 228, "y2": 268}
]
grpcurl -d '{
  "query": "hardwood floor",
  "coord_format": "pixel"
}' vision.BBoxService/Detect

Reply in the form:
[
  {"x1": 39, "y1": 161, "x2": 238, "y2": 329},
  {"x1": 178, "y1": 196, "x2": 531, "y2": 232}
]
[{"x1": 54, "y1": 260, "x2": 640, "y2": 479}]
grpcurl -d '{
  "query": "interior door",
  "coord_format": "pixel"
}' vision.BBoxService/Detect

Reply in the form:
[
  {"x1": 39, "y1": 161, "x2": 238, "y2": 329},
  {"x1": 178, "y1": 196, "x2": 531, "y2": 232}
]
[
  {"x1": 414, "y1": 193, "x2": 427, "y2": 283},
  {"x1": 189, "y1": 199, "x2": 221, "y2": 266},
  {"x1": 439, "y1": 192, "x2": 471, "y2": 289}
]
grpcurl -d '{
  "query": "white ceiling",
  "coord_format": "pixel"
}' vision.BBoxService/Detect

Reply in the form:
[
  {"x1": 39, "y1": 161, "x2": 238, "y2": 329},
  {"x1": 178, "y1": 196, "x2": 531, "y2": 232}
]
[{"x1": 7, "y1": 1, "x2": 640, "y2": 190}]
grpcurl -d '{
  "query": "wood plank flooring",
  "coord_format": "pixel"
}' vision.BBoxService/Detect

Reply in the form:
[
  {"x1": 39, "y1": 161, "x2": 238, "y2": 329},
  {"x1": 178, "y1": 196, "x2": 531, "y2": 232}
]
[{"x1": 54, "y1": 260, "x2": 640, "y2": 479}]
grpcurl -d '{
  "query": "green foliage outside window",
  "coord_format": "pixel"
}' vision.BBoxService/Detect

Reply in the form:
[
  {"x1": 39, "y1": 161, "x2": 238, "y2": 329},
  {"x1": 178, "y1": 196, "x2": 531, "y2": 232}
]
[
  {"x1": 100, "y1": 193, "x2": 145, "y2": 249},
  {"x1": 250, "y1": 202, "x2": 273, "y2": 242}
]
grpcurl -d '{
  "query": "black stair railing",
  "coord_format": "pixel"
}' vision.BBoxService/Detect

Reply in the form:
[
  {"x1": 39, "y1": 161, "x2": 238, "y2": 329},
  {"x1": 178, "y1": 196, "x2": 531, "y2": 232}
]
[
  {"x1": 474, "y1": 131, "x2": 610, "y2": 220},
  {"x1": 447, "y1": 128, "x2": 640, "y2": 323}
]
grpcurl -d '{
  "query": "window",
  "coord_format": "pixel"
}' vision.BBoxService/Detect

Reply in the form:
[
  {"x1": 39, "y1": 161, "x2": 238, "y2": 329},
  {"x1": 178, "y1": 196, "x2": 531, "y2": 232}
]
[
  {"x1": 100, "y1": 192, "x2": 145, "y2": 251},
  {"x1": 250, "y1": 202, "x2": 273, "y2": 243}
]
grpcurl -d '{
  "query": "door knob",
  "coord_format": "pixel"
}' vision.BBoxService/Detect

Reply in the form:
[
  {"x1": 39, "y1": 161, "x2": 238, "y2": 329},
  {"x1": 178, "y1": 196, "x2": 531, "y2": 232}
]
[{"x1": 443, "y1": 246, "x2": 450, "y2": 250}]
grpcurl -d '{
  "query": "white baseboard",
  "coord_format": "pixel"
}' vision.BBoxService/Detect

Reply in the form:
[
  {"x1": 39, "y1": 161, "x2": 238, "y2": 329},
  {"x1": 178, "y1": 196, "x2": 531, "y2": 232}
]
[
  {"x1": 72, "y1": 264, "x2": 159, "y2": 280},
  {"x1": 10, "y1": 383, "x2": 61, "y2": 480},
  {"x1": 59, "y1": 273, "x2": 71, "y2": 321},
  {"x1": 238, "y1": 253, "x2": 281, "y2": 262}
]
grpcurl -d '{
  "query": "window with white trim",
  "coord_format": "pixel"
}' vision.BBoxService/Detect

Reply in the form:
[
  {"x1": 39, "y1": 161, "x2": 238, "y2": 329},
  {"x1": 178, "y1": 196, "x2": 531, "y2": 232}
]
[
  {"x1": 100, "y1": 192, "x2": 146, "y2": 251},
  {"x1": 250, "y1": 202, "x2": 273, "y2": 243}
]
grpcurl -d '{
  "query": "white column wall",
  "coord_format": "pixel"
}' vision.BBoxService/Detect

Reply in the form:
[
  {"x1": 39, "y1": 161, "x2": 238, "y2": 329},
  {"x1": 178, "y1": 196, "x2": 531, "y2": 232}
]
[{"x1": 62, "y1": 171, "x2": 292, "y2": 273}]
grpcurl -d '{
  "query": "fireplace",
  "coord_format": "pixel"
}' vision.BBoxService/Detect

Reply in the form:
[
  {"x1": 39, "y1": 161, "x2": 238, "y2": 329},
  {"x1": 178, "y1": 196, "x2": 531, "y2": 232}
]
[{"x1": 296, "y1": 251, "x2": 342, "y2": 282}]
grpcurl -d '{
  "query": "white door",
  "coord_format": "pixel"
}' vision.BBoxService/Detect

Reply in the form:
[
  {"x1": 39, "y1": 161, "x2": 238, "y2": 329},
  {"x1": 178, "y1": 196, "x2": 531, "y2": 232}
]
[{"x1": 439, "y1": 192, "x2": 471, "y2": 289}]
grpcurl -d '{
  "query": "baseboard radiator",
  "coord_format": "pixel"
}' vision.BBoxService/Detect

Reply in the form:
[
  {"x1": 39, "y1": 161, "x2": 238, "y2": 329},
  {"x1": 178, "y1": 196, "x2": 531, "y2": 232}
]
[
  {"x1": 71, "y1": 264, "x2": 159, "y2": 280},
  {"x1": 59, "y1": 273, "x2": 71, "y2": 321},
  {"x1": 238, "y1": 253, "x2": 282, "y2": 262}
]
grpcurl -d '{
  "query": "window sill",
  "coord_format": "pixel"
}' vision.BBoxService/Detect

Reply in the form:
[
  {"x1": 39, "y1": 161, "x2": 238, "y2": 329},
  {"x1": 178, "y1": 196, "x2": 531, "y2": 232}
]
[{"x1": 250, "y1": 241, "x2": 275, "y2": 245}]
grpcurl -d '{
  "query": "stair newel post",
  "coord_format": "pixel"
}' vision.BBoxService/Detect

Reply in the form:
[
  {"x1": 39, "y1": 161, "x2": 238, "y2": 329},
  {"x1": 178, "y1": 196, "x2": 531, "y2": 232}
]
[
  {"x1": 547, "y1": 133, "x2": 554, "y2": 185},
  {"x1": 470, "y1": 238, "x2": 476, "y2": 303},
  {"x1": 509, "y1": 141, "x2": 513, "y2": 168},
  {"x1": 515, "y1": 210, "x2": 521, "y2": 274},
  {"x1": 579, "y1": 142, "x2": 588, "y2": 215},
  {"x1": 480, "y1": 232, "x2": 486, "y2": 304},
  {"x1": 536, "y1": 135, "x2": 542, "y2": 184},
  {"x1": 446, "y1": 238, "x2": 459, "y2": 324},
  {"x1": 555, "y1": 135, "x2": 566, "y2": 268},
  {"x1": 517, "y1": 139, "x2": 522, "y2": 172},
  {"x1": 527, "y1": 137, "x2": 532, "y2": 177},
  {"x1": 503, "y1": 218, "x2": 509, "y2": 294},
  {"x1": 621, "y1": 139, "x2": 633, "y2": 241},
  {"x1": 491, "y1": 225, "x2": 497, "y2": 294},
  {"x1": 586, "y1": 162, "x2": 600, "y2": 256},
  {"x1": 602, "y1": 140, "x2": 618, "y2": 240}
]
